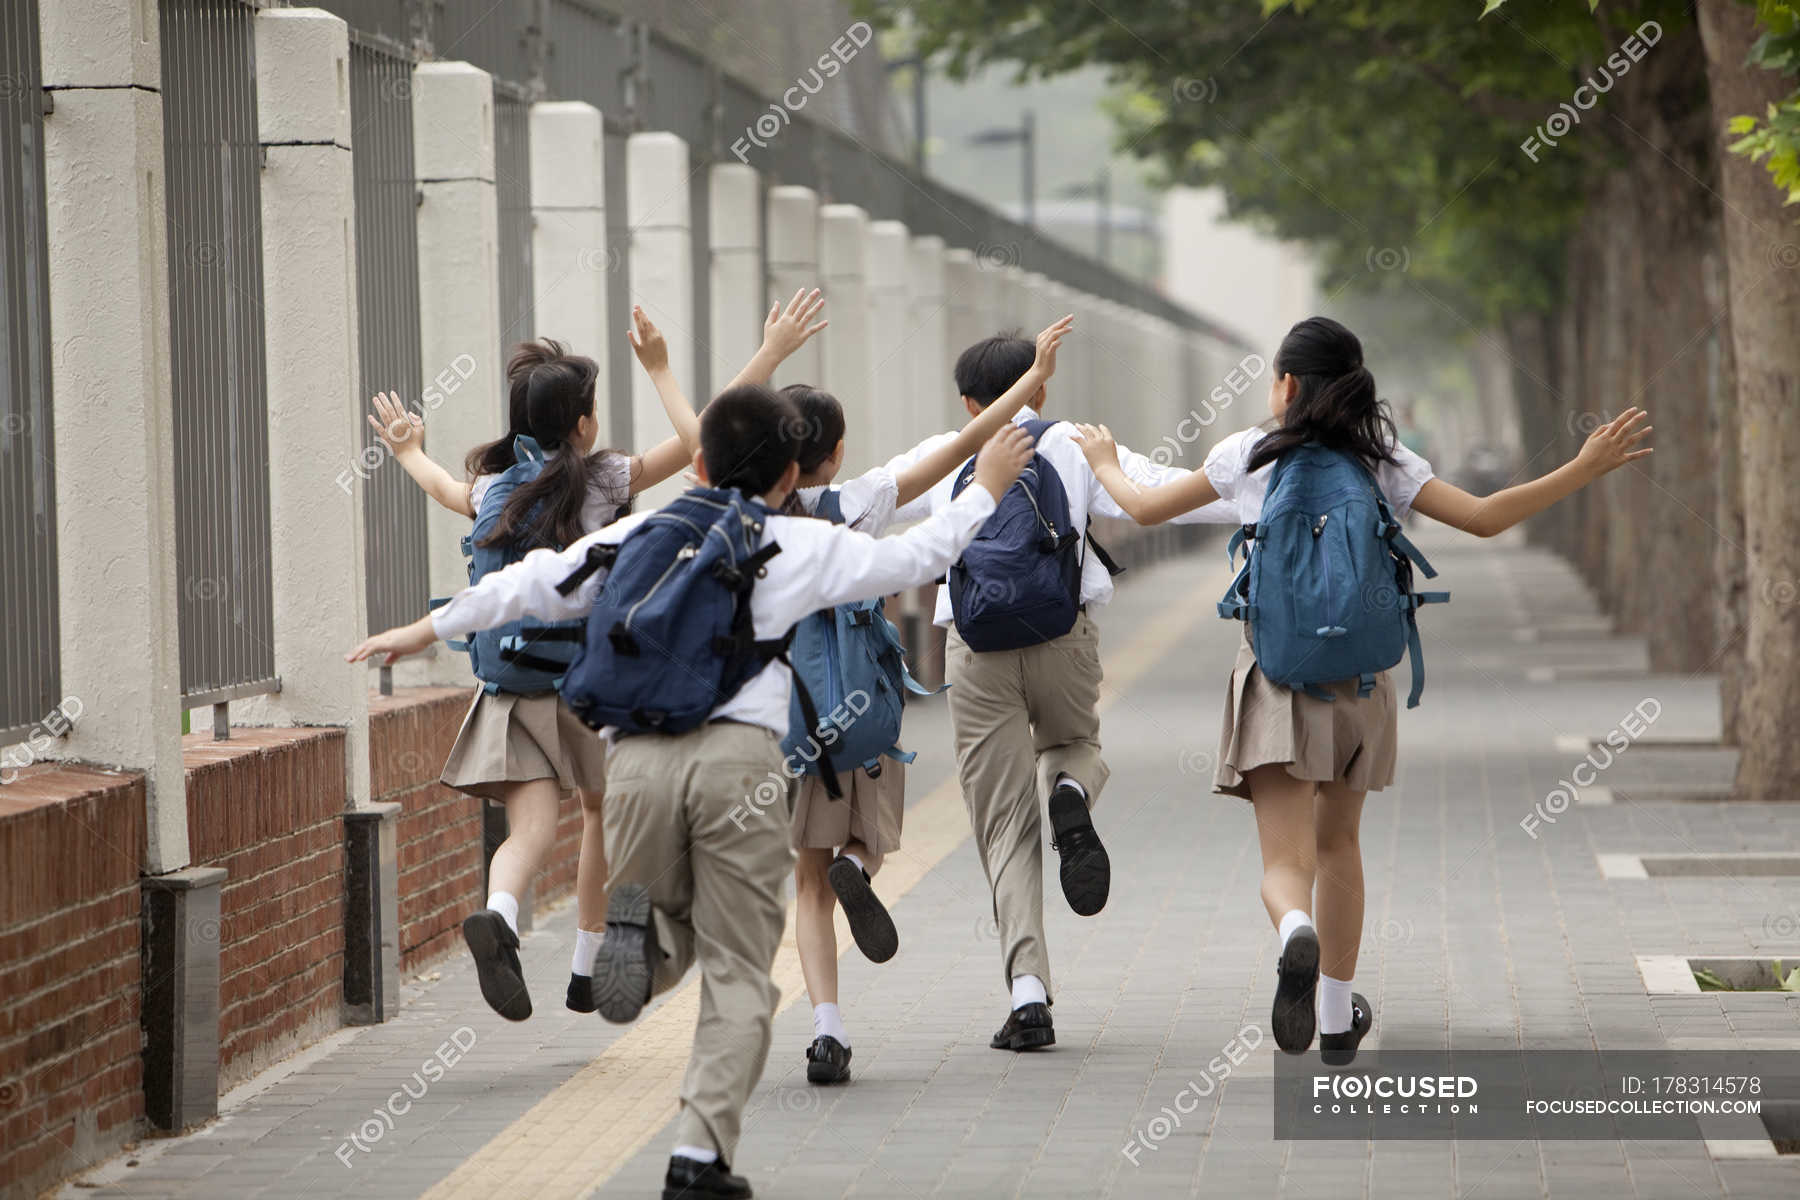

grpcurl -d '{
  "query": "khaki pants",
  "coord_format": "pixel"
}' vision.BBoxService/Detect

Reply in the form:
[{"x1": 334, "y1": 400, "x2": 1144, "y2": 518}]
[
  {"x1": 602, "y1": 723, "x2": 795, "y2": 1162},
  {"x1": 944, "y1": 611, "x2": 1108, "y2": 1001}
]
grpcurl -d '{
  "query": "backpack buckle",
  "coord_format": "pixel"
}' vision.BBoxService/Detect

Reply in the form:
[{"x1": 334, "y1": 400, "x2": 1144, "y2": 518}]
[{"x1": 608, "y1": 623, "x2": 640, "y2": 656}]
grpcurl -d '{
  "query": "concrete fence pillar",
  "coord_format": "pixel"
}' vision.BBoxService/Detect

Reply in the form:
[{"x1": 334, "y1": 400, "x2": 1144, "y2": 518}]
[
  {"x1": 243, "y1": 6, "x2": 371, "y2": 806},
  {"x1": 942, "y1": 248, "x2": 980, "y2": 428},
  {"x1": 529, "y1": 102, "x2": 611, "y2": 443},
  {"x1": 412, "y1": 61, "x2": 498, "y2": 687},
  {"x1": 765, "y1": 185, "x2": 821, "y2": 386},
  {"x1": 905, "y1": 234, "x2": 948, "y2": 448},
  {"x1": 39, "y1": 0, "x2": 189, "y2": 872},
  {"x1": 866, "y1": 219, "x2": 911, "y2": 470},
  {"x1": 626, "y1": 131, "x2": 692, "y2": 506},
  {"x1": 709, "y1": 162, "x2": 762, "y2": 398},
  {"x1": 818, "y1": 204, "x2": 870, "y2": 472}
]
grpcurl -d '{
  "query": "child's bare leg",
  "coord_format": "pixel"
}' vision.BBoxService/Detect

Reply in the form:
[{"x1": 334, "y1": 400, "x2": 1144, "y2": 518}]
[
  {"x1": 1246, "y1": 764, "x2": 1318, "y2": 927},
  {"x1": 465, "y1": 777, "x2": 559, "y2": 1021},
  {"x1": 486, "y1": 778, "x2": 561, "y2": 900},
  {"x1": 576, "y1": 788, "x2": 609, "y2": 930},
  {"x1": 795, "y1": 848, "x2": 840, "y2": 1008},
  {"x1": 1313, "y1": 781, "x2": 1367, "y2": 981}
]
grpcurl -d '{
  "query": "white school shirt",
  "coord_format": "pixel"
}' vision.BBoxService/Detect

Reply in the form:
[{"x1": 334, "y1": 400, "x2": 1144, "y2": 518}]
[
  {"x1": 468, "y1": 450, "x2": 632, "y2": 534},
  {"x1": 429, "y1": 484, "x2": 999, "y2": 735},
  {"x1": 792, "y1": 466, "x2": 900, "y2": 535},
  {"x1": 1200, "y1": 429, "x2": 1436, "y2": 523},
  {"x1": 885, "y1": 409, "x2": 1237, "y2": 626}
]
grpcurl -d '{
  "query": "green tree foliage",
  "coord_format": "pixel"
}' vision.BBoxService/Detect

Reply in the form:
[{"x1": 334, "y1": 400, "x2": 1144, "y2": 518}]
[
  {"x1": 1726, "y1": 1, "x2": 1800, "y2": 203},
  {"x1": 860, "y1": 0, "x2": 1691, "y2": 320}
]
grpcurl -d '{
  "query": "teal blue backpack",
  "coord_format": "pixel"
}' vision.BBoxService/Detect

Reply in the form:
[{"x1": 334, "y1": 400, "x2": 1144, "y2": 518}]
[
  {"x1": 780, "y1": 488, "x2": 938, "y2": 778},
  {"x1": 1218, "y1": 443, "x2": 1448, "y2": 708}
]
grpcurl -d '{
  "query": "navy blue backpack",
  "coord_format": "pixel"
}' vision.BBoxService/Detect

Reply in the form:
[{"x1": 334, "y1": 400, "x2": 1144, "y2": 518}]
[
  {"x1": 555, "y1": 485, "x2": 843, "y2": 795},
  {"x1": 947, "y1": 419, "x2": 1121, "y2": 652},
  {"x1": 438, "y1": 435, "x2": 587, "y2": 694},
  {"x1": 1218, "y1": 442, "x2": 1448, "y2": 708},
  {"x1": 781, "y1": 489, "x2": 937, "y2": 780}
]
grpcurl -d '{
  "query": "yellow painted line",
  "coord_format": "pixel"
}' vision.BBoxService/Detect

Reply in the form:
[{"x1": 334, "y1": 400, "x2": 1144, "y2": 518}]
[{"x1": 421, "y1": 576, "x2": 1215, "y2": 1200}]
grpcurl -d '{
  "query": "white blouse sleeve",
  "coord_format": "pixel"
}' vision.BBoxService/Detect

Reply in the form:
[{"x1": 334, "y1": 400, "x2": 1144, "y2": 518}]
[
  {"x1": 1201, "y1": 431, "x2": 1254, "y2": 511},
  {"x1": 1378, "y1": 443, "x2": 1436, "y2": 517},
  {"x1": 835, "y1": 467, "x2": 901, "y2": 536}
]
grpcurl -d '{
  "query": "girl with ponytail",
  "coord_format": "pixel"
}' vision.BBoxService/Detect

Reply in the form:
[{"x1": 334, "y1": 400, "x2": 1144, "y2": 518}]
[
  {"x1": 360, "y1": 295, "x2": 827, "y2": 1023},
  {"x1": 1072, "y1": 315, "x2": 1650, "y2": 1065}
]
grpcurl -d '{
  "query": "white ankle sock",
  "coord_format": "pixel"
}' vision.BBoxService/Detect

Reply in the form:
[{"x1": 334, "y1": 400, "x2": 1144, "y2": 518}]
[
  {"x1": 1011, "y1": 973, "x2": 1048, "y2": 1009},
  {"x1": 672, "y1": 1144, "x2": 717, "y2": 1164},
  {"x1": 812, "y1": 1001, "x2": 849, "y2": 1046},
  {"x1": 842, "y1": 852, "x2": 867, "y2": 876},
  {"x1": 487, "y1": 891, "x2": 520, "y2": 935},
  {"x1": 1277, "y1": 909, "x2": 1313, "y2": 949},
  {"x1": 1054, "y1": 774, "x2": 1087, "y2": 800},
  {"x1": 572, "y1": 927, "x2": 604, "y2": 977},
  {"x1": 1320, "y1": 974, "x2": 1354, "y2": 1035}
]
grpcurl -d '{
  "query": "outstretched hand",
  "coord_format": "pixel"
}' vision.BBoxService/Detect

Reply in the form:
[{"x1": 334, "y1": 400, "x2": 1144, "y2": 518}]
[
  {"x1": 1070, "y1": 422, "x2": 1120, "y2": 470},
  {"x1": 627, "y1": 305, "x2": 669, "y2": 374},
  {"x1": 366, "y1": 391, "x2": 424, "y2": 456},
  {"x1": 1031, "y1": 314, "x2": 1075, "y2": 379},
  {"x1": 345, "y1": 615, "x2": 437, "y2": 667},
  {"x1": 1575, "y1": 408, "x2": 1653, "y2": 479},
  {"x1": 761, "y1": 287, "x2": 829, "y2": 363},
  {"x1": 972, "y1": 424, "x2": 1035, "y2": 499}
]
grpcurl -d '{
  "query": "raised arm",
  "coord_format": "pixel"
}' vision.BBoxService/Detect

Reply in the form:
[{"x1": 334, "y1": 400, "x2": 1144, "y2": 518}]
[
  {"x1": 624, "y1": 306, "x2": 703, "y2": 495},
  {"x1": 366, "y1": 391, "x2": 476, "y2": 517},
  {"x1": 724, "y1": 287, "x2": 829, "y2": 390},
  {"x1": 1071, "y1": 422, "x2": 1222, "y2": 525},
  {"x1": 1411, "y1": 408, "x2": 1651, "y2": 537},
  {"x1": 891, "y1": 315, "x2": 1073, "y2": 509}
]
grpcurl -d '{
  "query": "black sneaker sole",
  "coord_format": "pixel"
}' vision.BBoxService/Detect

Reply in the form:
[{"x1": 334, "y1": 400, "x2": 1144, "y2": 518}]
[
  {"x1": 565, "y1": 972, "x2": 596, "y2": 1014},
  {"x1": 990, "y1": 1025, "x2": 1056, "y2": 1052},
  {"x1": 1272, "y1": 927, "x2": 1319, "y2": 1054},
  {"x1": 1048, "y1": 788, "x2": 1110, "y2": 916},
  {"x1": 827, "y1": 857, "x2": 899, "y2": 964},
  {"x1": 593, "y1": 884, "x2": 655, "y2": 1024},
  {"x1": 462, "y1": 911, "x2": 532, "y2": 1022}
]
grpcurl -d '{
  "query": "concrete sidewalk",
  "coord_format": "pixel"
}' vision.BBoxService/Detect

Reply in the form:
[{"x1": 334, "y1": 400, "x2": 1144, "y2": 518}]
[{"x1": 61, "y1": 534, "x2": 1800, "y2": 1198}]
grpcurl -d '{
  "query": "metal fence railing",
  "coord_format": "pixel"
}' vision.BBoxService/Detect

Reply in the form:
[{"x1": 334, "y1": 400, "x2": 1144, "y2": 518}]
[
  {"x1": 349, "y1": 39, "x2": 431, "y2": 636},
  {"x1": 159, "y1": 0, "x2": 278, "y2": 705},
  {"x1": 493, "y1": 89, "x2": 536, "y2": 359},
  {"x1": 0, "y1": 0, "x2": 60, "y2": 743}
]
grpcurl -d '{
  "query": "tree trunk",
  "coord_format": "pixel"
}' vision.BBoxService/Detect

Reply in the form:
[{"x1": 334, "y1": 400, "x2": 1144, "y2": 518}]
[
  {"x1": 1698, "y1": 0, "x2": 1800, "y2": 798},
  {"x1": 1705, "y1": 244, "x2": 1747, "y2": 744}
]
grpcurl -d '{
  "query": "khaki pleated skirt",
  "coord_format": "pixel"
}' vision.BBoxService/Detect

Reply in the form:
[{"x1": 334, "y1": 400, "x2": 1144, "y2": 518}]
[
  {"x1": 790, "y1": 756, "x2": 906, "y2": 854},
  {"x1": 439, "y1": 689, "x2": 608, "y2": 800},
  {"x1": 1214, "y1": 629, "x2": 1398, "y2": 800}
]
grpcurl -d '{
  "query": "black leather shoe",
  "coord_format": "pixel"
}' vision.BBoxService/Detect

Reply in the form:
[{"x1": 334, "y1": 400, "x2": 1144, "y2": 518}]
[
  {"x1": 593, "y1": 884, "x2": 657, "y2": 1024},
  {"x1": 989, "y1": 1002, "x2": 1056, "y2": 1051},
  {"x1": 662, "y1": 1154, "x2": 751, "y2": 1199},
  {"x1": 462, "y1": 909, "x2": 532, "y2": 1021},
  {"x1": 827, "y1": 855, "x2": 899, "y2": 963},
  {"x1": 1319, "y1": 992, "x2": 1372, "y2": 1066},
  {"x1": 1048, "y1": 784, "x2": 1110, "y2": 916},
  {"x1": 1271, "y1": 925, "x2": 1319, "y2": 1054},
  {"x1": 805, "y1": 1034, "x2": 852, "y2": 1084},
  {"x1": 565, "y1": 972, "x2": 595, "y2": 1014}
]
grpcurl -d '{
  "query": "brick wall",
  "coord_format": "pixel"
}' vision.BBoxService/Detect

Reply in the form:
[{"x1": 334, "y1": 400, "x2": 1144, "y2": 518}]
[
  {"x1": 0, "y1": 767, "x2": 146, "y2": 1196},
  {"x1": 183, "y1": 728, "x2": 346, "y2": 1090}
]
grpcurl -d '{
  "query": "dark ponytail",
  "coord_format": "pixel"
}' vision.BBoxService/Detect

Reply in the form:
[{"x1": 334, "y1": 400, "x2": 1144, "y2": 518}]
[
  {"x1": 477, "y1": 339, "x2": 622, "y2": 551},
  {"x1": 779, "y1": 383, "x2": 846, "y2": 473},
  {"x1": 1247, "y1": 317, "x2": 1398, "y2": 474}
]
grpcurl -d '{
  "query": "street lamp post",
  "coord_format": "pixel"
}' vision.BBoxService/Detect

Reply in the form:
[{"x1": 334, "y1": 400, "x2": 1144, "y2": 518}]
[{"x1": 968, "y1": 111, "x2": 1036, "y2": 228}]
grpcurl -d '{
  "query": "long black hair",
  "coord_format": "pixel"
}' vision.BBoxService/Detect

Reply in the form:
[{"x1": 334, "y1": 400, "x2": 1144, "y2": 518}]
[
  {"x1": 464, "y1": 341, "x2": 548, "y2": 480},
  {"x1": 779, "y1": 383, "x2": 846, "y2": 473},
  {"x1": 1247, "y1": 317, "x2": 1398, "y2": 474},
  {"x1": 476, "y1": 339, "x2": 623, "y2": 551}
]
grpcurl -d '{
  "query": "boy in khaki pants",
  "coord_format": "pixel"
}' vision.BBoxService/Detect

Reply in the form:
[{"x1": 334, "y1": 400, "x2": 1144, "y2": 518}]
[
  {"x1": 352, "y1": 386, "x2": 1032, "y2": 1200},
  {"x1": 884, "y1": 333, "x2": 1227, "y2": 1050}
]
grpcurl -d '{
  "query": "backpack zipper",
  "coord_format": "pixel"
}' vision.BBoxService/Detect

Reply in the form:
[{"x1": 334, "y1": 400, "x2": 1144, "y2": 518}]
[{"x1": 1014, "y1": 465, "x2": 1061, "y2": 540}]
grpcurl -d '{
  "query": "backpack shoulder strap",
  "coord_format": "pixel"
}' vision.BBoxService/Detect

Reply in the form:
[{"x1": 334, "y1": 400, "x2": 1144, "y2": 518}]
[
  {"x1": 1019, "y1": 417, "x2": 1057, "y2": 444},
  {"x1": 813, "y1": 487, "x2": 846, "y2": 525}
]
